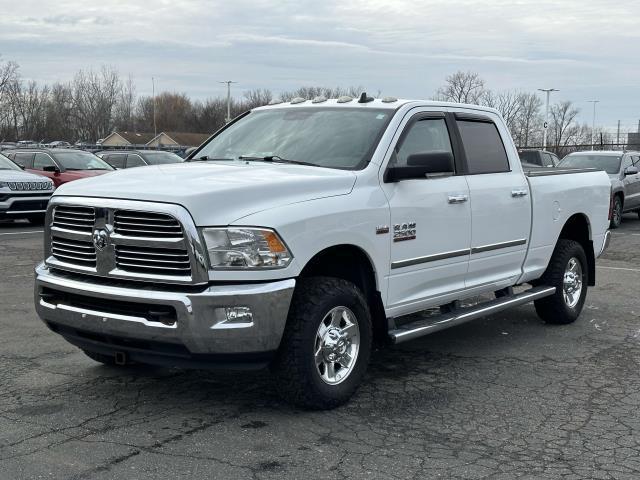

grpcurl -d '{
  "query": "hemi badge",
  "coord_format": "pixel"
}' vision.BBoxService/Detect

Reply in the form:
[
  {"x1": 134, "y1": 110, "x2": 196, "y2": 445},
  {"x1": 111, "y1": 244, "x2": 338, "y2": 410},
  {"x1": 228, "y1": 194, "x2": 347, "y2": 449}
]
[{"x1": 376, "y1": 225, "x2": 390, "y2": 235}]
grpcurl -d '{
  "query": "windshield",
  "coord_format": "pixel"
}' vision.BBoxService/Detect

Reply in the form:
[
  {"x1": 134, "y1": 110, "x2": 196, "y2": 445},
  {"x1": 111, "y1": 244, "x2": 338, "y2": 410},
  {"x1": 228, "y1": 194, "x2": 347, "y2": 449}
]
[
  {"x1": 195, "y1": 107, "x2": 393, "y2": 170},
  {"x1": 54, "y1": 151, "x2": 114, "y2": 170},
  {"x1": 142, "y1": 151, "x2": 184, "y2": 165},
  {"x1": 558, "y1": 154, "x2": 621, "y2": 175},
  {"x1": 0, "y1": 153, "x2": 21, "y2": 171}
]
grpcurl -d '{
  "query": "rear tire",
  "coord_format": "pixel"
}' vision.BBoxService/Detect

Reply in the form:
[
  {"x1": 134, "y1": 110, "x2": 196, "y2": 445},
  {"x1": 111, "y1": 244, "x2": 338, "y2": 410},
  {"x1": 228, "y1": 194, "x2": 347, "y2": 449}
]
[
  {"x1": 534, "y1": 239, "x2": 588, "y2": 325},
  {"x1": 272, "y1": 277, "x2": 372, "y2": 410},
  {"x1": 610, "y1": 196, "x2": 622, "y2": 229}
]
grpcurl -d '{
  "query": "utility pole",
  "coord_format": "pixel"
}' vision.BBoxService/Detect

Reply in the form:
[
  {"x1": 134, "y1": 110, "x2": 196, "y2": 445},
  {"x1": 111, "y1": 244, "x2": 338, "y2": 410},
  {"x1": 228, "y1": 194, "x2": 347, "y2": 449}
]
[
  {"x1": 152, "y1": 77, "x2": 157, "y2": 137},
  {"x1": 617, "y1": 120, "x2": 620, "y2": 148},
  {"x1": 538, "y1": 88, "x2": 558, "y2": 151},
  {"x1": 588, "y1": 100, "x2": 599, "y2": 150},
  {"x1": 219, "y1": 81, "x2": 237, "y2": 123}
]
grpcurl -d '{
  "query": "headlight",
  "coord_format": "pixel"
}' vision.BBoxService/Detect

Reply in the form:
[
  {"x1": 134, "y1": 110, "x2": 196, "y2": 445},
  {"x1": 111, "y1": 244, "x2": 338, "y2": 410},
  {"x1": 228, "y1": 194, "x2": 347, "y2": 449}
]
[{"x1": 201, "y1": 227, "x2": 293, "y2": 269}]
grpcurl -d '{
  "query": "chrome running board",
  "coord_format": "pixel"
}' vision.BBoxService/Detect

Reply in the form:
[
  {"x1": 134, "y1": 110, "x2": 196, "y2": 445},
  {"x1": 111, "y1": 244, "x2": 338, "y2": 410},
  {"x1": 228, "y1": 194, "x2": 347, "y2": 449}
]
[{"x1": 389, "y1": 286, "x2": 556, "y2": 344}]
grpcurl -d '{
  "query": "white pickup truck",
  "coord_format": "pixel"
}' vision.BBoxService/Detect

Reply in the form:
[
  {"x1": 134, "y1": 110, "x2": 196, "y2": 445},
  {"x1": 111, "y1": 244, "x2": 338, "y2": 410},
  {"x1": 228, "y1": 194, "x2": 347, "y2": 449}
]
[{"x1": 35, "y1": 96, "x2": 612, "y2": 409}]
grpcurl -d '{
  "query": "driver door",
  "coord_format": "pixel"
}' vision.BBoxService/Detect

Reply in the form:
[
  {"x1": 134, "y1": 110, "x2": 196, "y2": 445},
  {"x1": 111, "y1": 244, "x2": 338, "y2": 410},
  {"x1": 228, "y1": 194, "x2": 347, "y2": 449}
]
[{"x1": 381, "y1": 111, "x2": 471, "y2": 317}]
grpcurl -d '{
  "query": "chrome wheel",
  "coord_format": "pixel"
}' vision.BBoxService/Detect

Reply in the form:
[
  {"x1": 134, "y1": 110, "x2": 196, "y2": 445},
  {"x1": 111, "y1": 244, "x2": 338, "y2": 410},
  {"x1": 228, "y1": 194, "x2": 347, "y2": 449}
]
[
  {"x1": 563, "y1": 257, "x2": 583, "y2": 308},
  {"x1": 315, "y1": 306, "x2": 360, "y2": 385}
]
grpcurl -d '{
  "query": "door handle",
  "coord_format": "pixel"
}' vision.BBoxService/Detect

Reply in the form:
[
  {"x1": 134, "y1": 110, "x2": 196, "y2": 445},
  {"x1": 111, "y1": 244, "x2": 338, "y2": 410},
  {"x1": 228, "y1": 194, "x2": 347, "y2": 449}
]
[
  {"x1": 511, "y1": 189, "x2": 528, "y2": 197},
  {"x1": 448, "y1": 194, "x2": 468, "y2": 204}
]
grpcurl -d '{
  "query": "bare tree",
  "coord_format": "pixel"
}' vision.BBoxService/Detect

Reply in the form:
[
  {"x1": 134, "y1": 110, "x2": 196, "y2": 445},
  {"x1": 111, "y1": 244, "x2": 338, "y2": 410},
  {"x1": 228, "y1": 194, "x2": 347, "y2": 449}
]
[
  {"x1": 436, "y1": 71, "x2": 486, "y2": 104},
  {"x1": 243, "y1": 89, "x2": 273, "y2": 109},
  {"x1": 550, "y1": 101, "x2": 581, "y2": 156}
]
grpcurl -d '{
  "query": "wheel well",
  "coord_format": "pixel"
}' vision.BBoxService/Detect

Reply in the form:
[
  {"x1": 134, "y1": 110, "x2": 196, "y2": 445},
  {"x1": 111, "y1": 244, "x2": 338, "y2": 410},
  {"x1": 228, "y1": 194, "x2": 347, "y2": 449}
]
[
  {"x1": 300, "y1": 245, "x2": 387, "y2": 344},
  {"x1": 558, "y1": 214, "x2": 595, "y2": 286}
]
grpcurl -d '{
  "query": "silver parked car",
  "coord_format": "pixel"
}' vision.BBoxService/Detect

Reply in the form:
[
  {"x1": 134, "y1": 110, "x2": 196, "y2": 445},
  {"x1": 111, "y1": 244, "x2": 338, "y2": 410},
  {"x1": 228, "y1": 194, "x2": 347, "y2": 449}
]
[
  {"x1": 0, "y1": 153, "x2": 55, "y2": 224},
  {"x1": 558, "y1": 151, "x2": 640, "y2": 228}
]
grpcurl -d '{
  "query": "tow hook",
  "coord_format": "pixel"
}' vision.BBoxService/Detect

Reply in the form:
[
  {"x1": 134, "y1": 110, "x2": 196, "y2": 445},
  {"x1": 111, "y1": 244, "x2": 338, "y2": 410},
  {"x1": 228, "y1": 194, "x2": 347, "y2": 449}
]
[{"x1": 114, "y1": 351, "x2": 127, "y2": 365}]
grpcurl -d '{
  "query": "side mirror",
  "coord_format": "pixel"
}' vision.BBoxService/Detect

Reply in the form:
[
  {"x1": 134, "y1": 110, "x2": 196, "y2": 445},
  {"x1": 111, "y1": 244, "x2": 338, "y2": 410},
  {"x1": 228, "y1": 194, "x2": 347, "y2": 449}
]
[
  {"x1": 385, "y1": 151, "x2": 454, "y2": 182},
  {"x1": 624, "y1": 166, "x2": 639, "y2": 176},
  {"x1": 42, "y1": 165, "x2": 60, "y2": 173}
]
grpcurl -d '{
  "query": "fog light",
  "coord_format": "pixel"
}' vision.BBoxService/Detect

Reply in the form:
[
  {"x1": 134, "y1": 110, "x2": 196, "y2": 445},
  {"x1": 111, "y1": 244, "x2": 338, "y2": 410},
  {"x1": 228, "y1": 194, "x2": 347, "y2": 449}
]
[{"x1": 211, "y1": 306, "x2": 254, "y2": 329}]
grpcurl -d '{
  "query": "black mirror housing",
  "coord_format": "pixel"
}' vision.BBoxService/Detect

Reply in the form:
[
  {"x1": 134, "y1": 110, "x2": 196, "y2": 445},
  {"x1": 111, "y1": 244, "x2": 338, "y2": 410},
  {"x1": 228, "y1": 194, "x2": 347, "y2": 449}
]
[
  {"x1": 385, "y1": 151, "x2": 454, "y2": 182},
  {"x1": 42, "y1": 165, "x2": 60, "y2": 173},
  {"x1": 624, "y1": 166, "x2": 639, "y2": 176}
]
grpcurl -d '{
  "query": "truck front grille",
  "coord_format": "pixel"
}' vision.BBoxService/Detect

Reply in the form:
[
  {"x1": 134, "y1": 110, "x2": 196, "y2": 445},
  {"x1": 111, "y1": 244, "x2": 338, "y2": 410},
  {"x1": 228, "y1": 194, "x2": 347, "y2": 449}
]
[
  {"x1": 46, "y1": 201, "x2": 204, "y2": 285},
  {"x1": 51, "y1": 236, "x2": 97, "y2": 267},
  {"x1": 114, "y1": 210, "x2": 183, "y2": 238},
  {"x1": 115, "y1": 245, "x2": 191, "y2": 277},
  {"x1": 52, "y1": 206, "x2": 95, "y2": 232}
]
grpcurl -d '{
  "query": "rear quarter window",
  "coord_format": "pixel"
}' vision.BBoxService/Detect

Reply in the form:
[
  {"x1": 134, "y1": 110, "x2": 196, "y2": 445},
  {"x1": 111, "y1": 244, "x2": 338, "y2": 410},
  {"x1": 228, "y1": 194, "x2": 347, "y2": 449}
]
[{"x1": 457, "y1": 120, "x2": 510, "y2": 174}]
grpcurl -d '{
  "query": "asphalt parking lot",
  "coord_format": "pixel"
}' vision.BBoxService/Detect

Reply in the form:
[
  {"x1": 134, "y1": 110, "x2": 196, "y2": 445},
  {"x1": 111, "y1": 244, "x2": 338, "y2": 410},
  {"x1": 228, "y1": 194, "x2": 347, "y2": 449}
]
[{"x1": 1, "y1": 216, "x2": 640, "y2": 479}]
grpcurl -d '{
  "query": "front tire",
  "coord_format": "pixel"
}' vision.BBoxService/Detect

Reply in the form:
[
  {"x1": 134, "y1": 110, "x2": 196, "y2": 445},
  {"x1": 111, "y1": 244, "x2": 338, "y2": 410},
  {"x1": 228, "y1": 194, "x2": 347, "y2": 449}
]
[
  {"x1": 534, "y1": 239, "x2": 588, "y2": 324},
  {"x1": 610, "y1": 196, "x2": 622, "y2": 229},
  {"x1": 272, "y1": 277, "x2": 372, "y2": 410}
]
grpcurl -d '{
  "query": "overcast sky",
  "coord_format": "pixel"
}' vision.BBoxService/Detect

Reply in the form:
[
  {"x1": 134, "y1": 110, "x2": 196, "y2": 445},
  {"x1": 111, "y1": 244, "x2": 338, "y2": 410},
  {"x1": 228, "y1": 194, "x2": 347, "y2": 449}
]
[{"x1": 1, "y1": 0, "x2": 638, "y2": 131}]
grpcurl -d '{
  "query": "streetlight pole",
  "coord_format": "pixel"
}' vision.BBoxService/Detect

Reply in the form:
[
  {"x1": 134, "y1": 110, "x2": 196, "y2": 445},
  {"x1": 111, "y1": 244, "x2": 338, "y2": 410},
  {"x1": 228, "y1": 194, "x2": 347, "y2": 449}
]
[
  {"x1": 219, "y1": 81, "x2": 237, "y2": 123},
  {"x1": 152, "y1": 77, "x2": 157, "y2": 137},
  {"x1": 538, "y1": 88, "x2": 558, "y2": 151},
  {"x1": 588, "y1": 100, "x2": 599, "y2": 150}
]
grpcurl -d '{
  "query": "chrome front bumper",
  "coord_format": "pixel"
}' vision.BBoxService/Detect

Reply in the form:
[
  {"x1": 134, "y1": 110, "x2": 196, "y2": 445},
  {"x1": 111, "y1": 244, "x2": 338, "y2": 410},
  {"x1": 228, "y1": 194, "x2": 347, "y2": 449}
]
[{"x1": 34, "y1": 263, "x2": 295, "y2": 361}]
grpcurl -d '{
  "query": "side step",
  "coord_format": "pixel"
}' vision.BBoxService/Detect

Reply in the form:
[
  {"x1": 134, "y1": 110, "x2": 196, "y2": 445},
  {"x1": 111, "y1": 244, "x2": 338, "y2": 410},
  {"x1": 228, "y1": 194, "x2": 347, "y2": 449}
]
[{"x1": 388, "y1": 286, "x2": 556, "y2": 344}]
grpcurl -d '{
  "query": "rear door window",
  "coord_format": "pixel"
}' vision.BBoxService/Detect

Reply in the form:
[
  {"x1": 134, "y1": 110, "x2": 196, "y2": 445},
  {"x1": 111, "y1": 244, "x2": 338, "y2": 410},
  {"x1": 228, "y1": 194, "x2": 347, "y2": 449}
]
[
  {"x1": 457, "y1": 120, "x2": 510, "y2": 174},
  {"x1": 126, "y1": 154, "x2": 146, "y2": 168},
  {"x1": 106, "y1": 154, "x2": 126, "y2": 169}
]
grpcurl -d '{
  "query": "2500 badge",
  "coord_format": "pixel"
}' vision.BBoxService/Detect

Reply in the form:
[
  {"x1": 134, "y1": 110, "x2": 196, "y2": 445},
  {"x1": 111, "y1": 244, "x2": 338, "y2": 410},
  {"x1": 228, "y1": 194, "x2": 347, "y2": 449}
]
[{"x1": 393, "y1": 222, "x2": 416, "y2": 242}]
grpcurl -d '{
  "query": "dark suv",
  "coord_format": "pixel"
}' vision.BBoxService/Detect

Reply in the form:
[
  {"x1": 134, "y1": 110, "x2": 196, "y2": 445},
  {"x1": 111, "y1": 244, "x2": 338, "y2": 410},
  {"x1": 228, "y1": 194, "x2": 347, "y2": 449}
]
[
  {"x1": 518, "y1": 149, "x2": 560, "y2": 167},
  {"x1": 97, "y1": 150, "x2": 184, "y2": 169}
]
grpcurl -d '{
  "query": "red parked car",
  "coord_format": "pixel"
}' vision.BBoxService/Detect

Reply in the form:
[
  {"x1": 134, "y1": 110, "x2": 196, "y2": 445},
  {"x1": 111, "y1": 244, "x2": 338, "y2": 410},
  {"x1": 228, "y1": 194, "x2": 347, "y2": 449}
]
[{"x1": 4, "y1": 148, "x2": 114, "y2": 187}]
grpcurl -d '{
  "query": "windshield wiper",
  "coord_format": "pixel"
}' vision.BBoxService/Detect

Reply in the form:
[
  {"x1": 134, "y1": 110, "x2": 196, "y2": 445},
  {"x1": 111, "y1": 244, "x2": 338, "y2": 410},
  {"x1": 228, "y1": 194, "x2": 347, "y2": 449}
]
[
  {"x1": 238, "y1": 155, "x2": 316, "y2": 167},
  {"x1": 192, "y1": 155, "x2": 234, "y2": 162}
]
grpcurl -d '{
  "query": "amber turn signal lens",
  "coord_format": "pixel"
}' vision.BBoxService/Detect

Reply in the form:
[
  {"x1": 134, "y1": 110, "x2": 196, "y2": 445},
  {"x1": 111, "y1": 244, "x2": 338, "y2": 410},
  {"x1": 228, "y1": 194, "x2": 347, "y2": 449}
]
[{"x1": 262, "y1": 231, "x2": 287, "y2": 253}]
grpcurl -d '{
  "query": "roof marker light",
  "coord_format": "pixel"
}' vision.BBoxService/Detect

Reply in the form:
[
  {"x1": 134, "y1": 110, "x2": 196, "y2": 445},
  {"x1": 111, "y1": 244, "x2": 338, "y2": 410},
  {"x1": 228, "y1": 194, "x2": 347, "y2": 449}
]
[
  {"x1": 337, "y1": 96, "x2": 353, "y2": 103},
  {"x1": 290, "y1": 97, "x2": 306, "y2": 104},
  {"x1": 381, "y1": 96, "x2": 398, "y2": 103},
  {"x1": 311, "y1": 96, "x2": 327, "y2": 104}
]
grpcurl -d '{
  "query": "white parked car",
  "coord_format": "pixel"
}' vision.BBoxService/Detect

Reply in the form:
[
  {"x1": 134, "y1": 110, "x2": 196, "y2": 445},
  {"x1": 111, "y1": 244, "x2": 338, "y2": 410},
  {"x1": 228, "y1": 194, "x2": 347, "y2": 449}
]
[
  {"x1": 35, "y1": 96, "x2": 611, "y2": 408},
  {"x1": 0, "y1": 153, "x2": 54, "y2": 223}
]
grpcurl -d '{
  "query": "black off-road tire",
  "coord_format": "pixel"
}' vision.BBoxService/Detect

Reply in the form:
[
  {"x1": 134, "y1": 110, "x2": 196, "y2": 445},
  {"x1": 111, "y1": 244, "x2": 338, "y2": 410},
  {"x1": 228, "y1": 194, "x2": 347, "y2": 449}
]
[
  {"x1": 82, "y1": 349, "x2": 133, "y2": 366},
  {"x1": 534, "y1": 239, "x2": 588, "y2": 325},
  {"x1": 610, "y1": 196, "x2": 622, "y2": 229},
  {"x1": 272, "y1": 277, "x2": 372, "y2": 410}
]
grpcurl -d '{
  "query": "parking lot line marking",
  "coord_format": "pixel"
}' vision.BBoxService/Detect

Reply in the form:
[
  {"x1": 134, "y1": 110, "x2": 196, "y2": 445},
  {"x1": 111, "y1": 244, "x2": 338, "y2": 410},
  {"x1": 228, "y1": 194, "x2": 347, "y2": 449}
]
[
  {"x1": 0, "y1": 230, "x2": 44, "y2": 236},
  {"x1": 597, "y1": 265, "x2": 640, "y2": 273}
]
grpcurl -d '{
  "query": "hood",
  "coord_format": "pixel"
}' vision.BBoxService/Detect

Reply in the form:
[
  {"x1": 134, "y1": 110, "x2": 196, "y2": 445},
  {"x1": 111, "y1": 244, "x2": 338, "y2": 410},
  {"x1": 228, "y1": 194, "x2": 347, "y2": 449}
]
[
  {"x1": 54, "y1": 162, "x2": 357, "y2": 225},
  {"x1": 61, "y1": 169, "x2": 111, "y2": 181},
  {"x1": 0, "y1": 169, "x2": 54, "y2": 188},
  {"x1": 0, "y1": 169, "x2": 52, "y2": 182}
]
